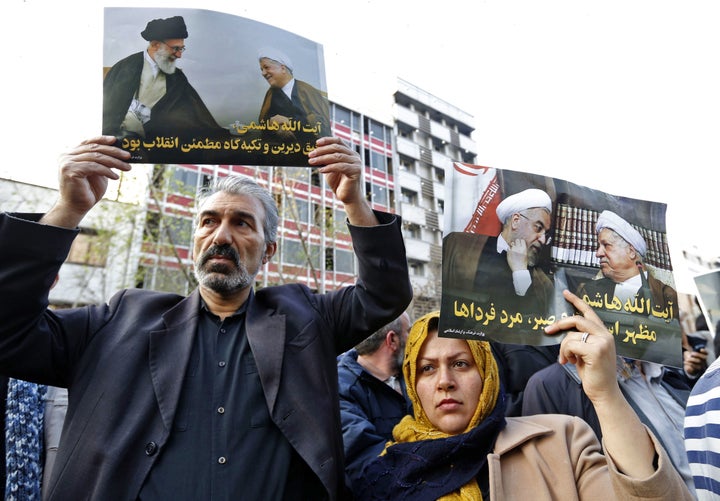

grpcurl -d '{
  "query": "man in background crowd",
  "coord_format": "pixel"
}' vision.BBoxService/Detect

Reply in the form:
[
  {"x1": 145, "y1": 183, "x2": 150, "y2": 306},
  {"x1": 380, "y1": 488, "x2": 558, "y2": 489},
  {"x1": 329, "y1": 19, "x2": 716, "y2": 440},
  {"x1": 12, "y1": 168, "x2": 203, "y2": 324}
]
[{"x1": 338, "y1": 312, "x2": 412, "y2": 490}]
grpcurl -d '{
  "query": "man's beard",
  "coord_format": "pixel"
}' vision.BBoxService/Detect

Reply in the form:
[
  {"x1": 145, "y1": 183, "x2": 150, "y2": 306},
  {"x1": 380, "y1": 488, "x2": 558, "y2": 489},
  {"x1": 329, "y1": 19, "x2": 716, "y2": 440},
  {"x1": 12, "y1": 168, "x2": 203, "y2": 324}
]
[
  {"x1": 194, "y1": 244, "x2": 259, "y2": 295},
  {"x1": 394, "y1": 344, "x2": 406, "y2": 374},
  {"x1": 155, "y1": 46, "x2": 177, "y2": 75}
]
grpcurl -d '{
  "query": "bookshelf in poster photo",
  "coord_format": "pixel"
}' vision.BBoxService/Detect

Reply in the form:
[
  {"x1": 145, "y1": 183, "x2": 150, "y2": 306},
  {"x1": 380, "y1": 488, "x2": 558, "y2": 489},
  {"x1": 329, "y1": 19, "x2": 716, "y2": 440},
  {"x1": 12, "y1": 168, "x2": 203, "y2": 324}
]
[{"x1": 440, "y1": 164, "x2": 682, "y2": 368}]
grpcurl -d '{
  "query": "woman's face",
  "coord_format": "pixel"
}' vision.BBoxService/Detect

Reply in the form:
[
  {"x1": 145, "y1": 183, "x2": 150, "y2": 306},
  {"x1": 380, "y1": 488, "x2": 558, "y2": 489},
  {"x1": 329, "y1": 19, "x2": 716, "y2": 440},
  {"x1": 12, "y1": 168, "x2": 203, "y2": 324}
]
[{"x1": 415, "y1": 330, "x2": 484, "y2": 435}]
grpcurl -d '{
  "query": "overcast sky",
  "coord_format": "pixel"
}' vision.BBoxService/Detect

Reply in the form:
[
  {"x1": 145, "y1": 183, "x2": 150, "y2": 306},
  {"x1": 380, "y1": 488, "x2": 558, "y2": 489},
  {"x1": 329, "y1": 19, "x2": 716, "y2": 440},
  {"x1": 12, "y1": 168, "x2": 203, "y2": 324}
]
[{"x1": 3, "y1": 0, "x2": 720, "y2": 293}]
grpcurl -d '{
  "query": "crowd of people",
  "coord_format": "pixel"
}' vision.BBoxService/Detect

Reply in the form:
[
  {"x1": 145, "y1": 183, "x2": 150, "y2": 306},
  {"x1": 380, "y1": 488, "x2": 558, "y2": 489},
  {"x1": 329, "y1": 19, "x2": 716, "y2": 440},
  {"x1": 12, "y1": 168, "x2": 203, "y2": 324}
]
[
  {"x1": 1, "y1": 13, "x2": 719, "y2": 501},
  {"x1": 2, "y1": 132, "x2": 716, "y2": 500}
]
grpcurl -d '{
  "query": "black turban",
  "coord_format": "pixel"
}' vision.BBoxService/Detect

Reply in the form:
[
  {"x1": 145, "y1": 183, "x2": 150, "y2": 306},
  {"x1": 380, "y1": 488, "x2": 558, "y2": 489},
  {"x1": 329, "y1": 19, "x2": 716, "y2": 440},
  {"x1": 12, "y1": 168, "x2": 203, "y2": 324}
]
[{"x1": 141, "y1": 16, "x2": 188, "y2": 41}]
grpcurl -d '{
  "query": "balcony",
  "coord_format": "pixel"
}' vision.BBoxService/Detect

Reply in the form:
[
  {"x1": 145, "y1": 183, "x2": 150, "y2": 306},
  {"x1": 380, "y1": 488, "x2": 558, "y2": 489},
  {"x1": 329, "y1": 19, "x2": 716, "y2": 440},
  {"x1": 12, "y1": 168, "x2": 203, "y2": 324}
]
[
  {"x1": 400, "y1": 202, "x2": 426, "y2": 226},
  {"x1": 404, "y1": 237, "x2": 432, "y2": 263}
]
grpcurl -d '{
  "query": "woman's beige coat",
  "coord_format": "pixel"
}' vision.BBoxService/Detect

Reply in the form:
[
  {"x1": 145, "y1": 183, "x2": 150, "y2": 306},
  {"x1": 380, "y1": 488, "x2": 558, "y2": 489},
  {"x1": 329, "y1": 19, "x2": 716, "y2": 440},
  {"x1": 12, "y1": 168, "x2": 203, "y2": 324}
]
[{"x1": 488, "y1": 414, "x2": 692, "y2": 500}]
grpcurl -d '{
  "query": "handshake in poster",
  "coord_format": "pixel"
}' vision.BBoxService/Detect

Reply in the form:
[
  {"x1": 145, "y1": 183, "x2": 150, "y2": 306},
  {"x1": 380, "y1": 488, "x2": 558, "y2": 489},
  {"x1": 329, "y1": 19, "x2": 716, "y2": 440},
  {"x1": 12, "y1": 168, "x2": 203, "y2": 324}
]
[{"x1": 103, "y1": 7, "x2": 330, "y2": 166}]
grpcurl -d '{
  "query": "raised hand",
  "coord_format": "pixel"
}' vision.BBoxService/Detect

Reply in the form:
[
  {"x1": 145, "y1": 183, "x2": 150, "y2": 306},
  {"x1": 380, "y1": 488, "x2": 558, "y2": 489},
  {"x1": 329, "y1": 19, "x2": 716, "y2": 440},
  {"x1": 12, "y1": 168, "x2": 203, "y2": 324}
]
[
  {"x1": 41, "y1": 136, "x2": 132, "y2": 229},
  {"x1": 308, "y1": 136, "x2": 377, "y2": 226}
]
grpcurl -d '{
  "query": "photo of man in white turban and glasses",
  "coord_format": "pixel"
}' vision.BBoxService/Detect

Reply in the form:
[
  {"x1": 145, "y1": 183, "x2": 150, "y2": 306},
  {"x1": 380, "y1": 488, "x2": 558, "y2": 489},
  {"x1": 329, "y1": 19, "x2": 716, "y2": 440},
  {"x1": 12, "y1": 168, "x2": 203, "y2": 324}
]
[{"x1": 443, "y1": 187, "x2": 557, "y2": 322}]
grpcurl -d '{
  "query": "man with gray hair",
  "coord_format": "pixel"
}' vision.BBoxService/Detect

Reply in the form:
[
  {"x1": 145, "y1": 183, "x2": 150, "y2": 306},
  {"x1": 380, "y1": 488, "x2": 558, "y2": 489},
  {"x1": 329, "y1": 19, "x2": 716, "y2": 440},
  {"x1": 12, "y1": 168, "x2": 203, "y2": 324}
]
[
  {"x1": 444, "y1": 187, "x2": 555, "y2": 316},
  {"x1": 0, "y1": 135, "x2": 411, "y2": 500},
  {"x1": 337, "y1": 312, "x2": 412, "y2": 491}
]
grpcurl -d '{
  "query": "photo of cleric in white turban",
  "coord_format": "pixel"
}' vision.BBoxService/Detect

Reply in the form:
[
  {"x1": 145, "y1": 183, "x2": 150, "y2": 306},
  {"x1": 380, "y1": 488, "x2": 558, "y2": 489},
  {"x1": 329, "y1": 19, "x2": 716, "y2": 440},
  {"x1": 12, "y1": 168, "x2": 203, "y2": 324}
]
[
  {"x1": 443, "y1": 187, "x2": 556, "y2": 320},
  {"x1": 256, "y1": 47, "x2": 330, "y2": 155},
  {"x1": 574, "y1": 210, "x2": 678, "y2": 319}
]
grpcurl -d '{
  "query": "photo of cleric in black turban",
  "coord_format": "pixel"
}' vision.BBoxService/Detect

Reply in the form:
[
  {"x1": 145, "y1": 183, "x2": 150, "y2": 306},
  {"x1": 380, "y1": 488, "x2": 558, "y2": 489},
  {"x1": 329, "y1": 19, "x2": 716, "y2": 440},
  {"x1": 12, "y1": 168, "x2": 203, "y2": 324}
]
[{"x1": 102, "y1": 15, "x2": 230, "y2": 161}]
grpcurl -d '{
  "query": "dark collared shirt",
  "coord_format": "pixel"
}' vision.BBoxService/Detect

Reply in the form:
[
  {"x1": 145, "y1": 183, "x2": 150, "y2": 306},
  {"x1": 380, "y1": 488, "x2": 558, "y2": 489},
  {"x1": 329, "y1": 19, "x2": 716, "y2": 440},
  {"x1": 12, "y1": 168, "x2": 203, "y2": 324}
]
[{"x1": 138, "y1": 299, "x2": 293, "y2": 500}]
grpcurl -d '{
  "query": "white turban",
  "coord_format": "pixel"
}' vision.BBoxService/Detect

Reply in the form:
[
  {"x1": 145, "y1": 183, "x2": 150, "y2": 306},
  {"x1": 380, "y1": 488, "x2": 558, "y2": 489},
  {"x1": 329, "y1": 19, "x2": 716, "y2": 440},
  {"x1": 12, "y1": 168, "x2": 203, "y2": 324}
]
[
  {"x1": 258, "y1": 47, "x2": 293, "y2": 72},
  {"x1": 495, "y1": 188, "x2": 552, "y2": 223},
  {"x1": 595, "y1": 210, "x2": 647, "y2": 257}
]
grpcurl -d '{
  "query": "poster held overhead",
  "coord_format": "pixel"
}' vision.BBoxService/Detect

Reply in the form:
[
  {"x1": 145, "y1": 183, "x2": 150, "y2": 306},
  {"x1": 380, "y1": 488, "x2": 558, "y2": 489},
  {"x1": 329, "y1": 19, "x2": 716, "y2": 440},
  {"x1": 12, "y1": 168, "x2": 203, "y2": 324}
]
[
  {"x1": 103, "y1": 7, "x2": 330, "y2": 166},
  {"x1": 441, "y1": 164, "x2": 682, "y2": 368}
]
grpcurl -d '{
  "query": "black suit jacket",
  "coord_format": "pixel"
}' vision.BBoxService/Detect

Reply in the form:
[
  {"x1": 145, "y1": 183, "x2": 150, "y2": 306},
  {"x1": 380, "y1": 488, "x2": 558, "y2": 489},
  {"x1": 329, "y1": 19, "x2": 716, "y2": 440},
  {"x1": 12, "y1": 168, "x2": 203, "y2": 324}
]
[{"x1": 0, "y1": 212, "x2": 411, "y2": 500}]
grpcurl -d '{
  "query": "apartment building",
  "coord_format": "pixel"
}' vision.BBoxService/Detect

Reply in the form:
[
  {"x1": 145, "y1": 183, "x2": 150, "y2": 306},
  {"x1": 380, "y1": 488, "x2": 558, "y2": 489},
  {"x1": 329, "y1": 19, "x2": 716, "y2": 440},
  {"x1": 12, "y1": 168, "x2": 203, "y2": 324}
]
[{"x1": 393, "y1": 78, "x2": 478, "y2": 317}]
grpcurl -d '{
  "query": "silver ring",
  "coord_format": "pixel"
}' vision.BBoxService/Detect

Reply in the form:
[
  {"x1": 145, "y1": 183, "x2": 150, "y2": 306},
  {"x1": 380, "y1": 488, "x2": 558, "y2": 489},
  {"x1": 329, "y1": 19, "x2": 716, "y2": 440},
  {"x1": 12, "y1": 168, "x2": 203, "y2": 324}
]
[{"x1": 581, "y1": 332, "x2": 590, "y2": 343}]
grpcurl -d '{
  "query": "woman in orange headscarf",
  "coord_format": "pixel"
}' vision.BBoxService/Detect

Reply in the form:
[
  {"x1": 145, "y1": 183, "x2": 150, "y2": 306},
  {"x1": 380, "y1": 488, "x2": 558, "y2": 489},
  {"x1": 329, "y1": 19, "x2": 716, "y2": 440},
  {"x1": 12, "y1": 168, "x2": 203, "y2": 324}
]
[{"x1": 355, "y1": 290, "x2": 691, "y2": 501}]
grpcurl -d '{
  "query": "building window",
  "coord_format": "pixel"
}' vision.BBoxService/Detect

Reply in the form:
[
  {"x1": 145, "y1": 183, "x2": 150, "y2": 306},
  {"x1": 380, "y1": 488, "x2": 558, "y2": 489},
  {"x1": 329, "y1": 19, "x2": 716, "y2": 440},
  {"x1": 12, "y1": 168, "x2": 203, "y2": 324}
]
[
  {"x1": 368, "y1": 121, "x2": 385, "y2": 140},
  {"x1": 349, "y1": 110, "x2": 361, "y2": 133},
  {"x1": 151, "y1": 165, "x2": 166, "y2": 190},
  {"x1": 169, "y1": 167, "x2": 198, "y2": 193},
  {"x1": 372, "y1": 184, "x2": 388, "y2": 206},
  {"x1": 285, "y1": 196, "x2": 309, "y2": 224},
  {"x1": 313, "y1": 203, "x2": 324, "y2": 227},
  {"x1": 401, "y1": 188, "x2": 418, "y2": 205},
  {"x1": 66, "y1": 228, "x2": 108, "y2": 267},
  {"x1": 370, "y1": 150, "x2": 388, "y2": 173},
  {"x1": 399, "y1": 156, "x2": 415, "y2": 174},
  {"x1": 282, "y1": 239, "x2": 305, "y2": 266},
  {"x1": 164, "y1": 215, "x2": 193, "y2": 248},
  {"x1": 144, "y1": 212, "x2": 192, "y2": 248},
  {"x1": 273, "y1": 193, "x2": 282, "y2": 213},
  {"x1": 409, "y1": 261, "x2": 425, "y2": 276},
  {"x1": 324, "y1": 247, "x2": 333, "y2": 270},
  {"x1": 144, "y1": 212, "x2": 160, "y2": 243},
  {"x1": 326, "y1": 247, "x2": 354, "y2": 273},
  {"x1": 398, "y1": 123, "x2": 414, "y2": 139},
  {"x1": 334, "y1": 106, "x2": 351, "y2": 128},
  {"x1": 154, "y1": 266, "x2": 191, "y2": 294},
  {"x1": 335, "y1": 248, "x2": 355, "y2": 273},
  {"x1": 333, "y1": 208, "x2": 348, "y2": 234},
  {"x1": 135, "y1": 265, "x2": 148, "y2": 289},
  {"x1": 282, "y1": 239, "x2": 321, "y2": 268},
  {"x1": 405, "y1": 223, "x2": 421, "y2": 240}
]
